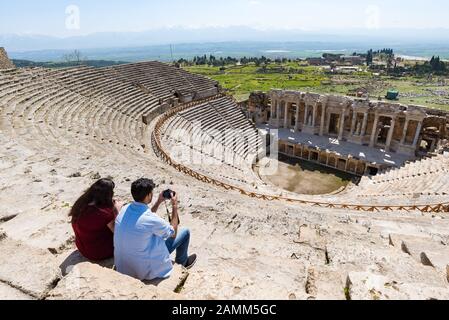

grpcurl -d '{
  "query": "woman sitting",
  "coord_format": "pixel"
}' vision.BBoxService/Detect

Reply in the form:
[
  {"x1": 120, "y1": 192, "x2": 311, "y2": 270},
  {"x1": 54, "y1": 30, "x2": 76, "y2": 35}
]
[{"x1": 69, "y1": 178, "x2": 123, "y2": 261}]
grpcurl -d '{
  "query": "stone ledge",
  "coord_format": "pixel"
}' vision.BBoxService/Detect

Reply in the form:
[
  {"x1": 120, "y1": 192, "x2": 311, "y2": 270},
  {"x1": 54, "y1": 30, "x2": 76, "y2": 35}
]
[
  {"x1": 0, "y1": 210, "x2": 73, "y2": 253},
  {"x1": 144, "y1": 264, "x2": 189, "y2": 293},
  {"x1": 48, "y1": 262, "x2": 181, "y2": 300},
  {"x1": 0, "y1": 238, "x2": 61, "y2": 299},
  {"x1": 58, "y1": 250, "x2": 114, "y2": 276},
  {"x1": 0, "y1": 282, "x2": 34, "y2": 300}
]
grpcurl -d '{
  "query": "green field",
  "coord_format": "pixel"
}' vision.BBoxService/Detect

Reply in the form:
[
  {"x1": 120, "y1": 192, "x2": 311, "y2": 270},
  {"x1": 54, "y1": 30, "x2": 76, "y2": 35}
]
[{"x1": 185, "y1": 63, "x2": 449, "y2": 111}]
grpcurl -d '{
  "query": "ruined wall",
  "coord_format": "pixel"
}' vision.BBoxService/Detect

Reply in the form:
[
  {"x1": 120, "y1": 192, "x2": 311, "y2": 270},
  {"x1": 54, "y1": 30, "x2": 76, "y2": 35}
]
[
  {"x1": 247, "y1": 91, "x2": 271, "y2": 124},
  {"x1": 0, "y1": 48, "x2": 15, "y2": 69},
  {"x1": 248, "y1": 91, "x2": 270, "y2": 112}
]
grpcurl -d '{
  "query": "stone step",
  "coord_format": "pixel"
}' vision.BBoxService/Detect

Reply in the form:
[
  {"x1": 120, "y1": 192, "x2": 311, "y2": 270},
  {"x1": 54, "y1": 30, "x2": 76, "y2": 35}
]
[
  {"x1": 389, "y1": 234, "x2": 449, "y2": 281},
  {"x1": 144, "y1": 264, "x2": 189, "y2": 293},
  {"x1": 47, "y1": 262, "x2": 181, "y2": 300},
  {"x1": 0, "y1": 209, "x2": 73, "y2": 253},
  {"x1": 0, "y1": 236, "x2": 61, "y2": 299},
  {"x1": 346, "y1": 270, "x2": 449, "y2": 300},
  {"x1": 0, "y1": 282, "x2": 35, "y2": 300},
  {"x1": 305, "y1": 267, "x2": 347, "y2": 300},
  {"x1": 57, "y1": 250, "x2": 114, "y2": 277}
]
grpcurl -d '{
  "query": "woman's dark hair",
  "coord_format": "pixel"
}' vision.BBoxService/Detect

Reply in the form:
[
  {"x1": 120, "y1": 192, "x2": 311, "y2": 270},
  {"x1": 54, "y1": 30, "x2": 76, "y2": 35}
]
[
  {"x1": 69, "y1": 179, "x2": 115, "y2": 223},
  {"x1": 131, "y1": 178, "x2": 155, "y2": 202}
]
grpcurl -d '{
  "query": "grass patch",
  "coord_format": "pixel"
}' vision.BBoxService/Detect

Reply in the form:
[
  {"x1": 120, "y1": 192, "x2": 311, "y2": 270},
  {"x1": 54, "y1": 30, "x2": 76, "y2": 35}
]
[{"x1": 186, "y1": 63, "x2": 449, "y2": 112}]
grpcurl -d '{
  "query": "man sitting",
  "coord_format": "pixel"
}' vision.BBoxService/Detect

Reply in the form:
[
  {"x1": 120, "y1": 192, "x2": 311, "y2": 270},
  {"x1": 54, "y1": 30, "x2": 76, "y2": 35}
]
[{"x1": 114, "y1": 178, "x2": 197, "y2": 281}]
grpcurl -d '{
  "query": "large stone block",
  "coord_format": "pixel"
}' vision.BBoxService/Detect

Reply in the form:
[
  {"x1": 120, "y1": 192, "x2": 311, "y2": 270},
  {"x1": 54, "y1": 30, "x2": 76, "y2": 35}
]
[
  {"x1": 346, "y1": 270, "x2": 449, "y2": 300},
  {"x1": 48, "y1": 262, "x2": 181, "y2": 300},
  {"x1": 0, "y1": 210, "x2": 73, "y2": 253},
  {"x1": 306, "y1": 267, "x2": 346, "y2": 300},
  {"x1": 390, "y1": 234, "x2": 449, "y2": 274},
  {"x1": 144, "y1": 264, "x2": 189, "y2": 293},
  {"x1": 0, "y1": 238, "x2": 61, "y2": 299},
  {"x1": 57, "y1": 250, "x2": 114, "y2": 276},
  {"x1": 0, "y1": 282, "x2": 34, "y2": 300}
]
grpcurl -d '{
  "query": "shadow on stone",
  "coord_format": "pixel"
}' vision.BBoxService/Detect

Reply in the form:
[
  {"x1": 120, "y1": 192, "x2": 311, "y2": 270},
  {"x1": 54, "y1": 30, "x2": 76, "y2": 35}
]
[
  {"x1": 143, "y1": 264, "x2": 189, "y2": 293},
  {"x1": 59, "y1": 250, "x2": 114, "y2": 276}
]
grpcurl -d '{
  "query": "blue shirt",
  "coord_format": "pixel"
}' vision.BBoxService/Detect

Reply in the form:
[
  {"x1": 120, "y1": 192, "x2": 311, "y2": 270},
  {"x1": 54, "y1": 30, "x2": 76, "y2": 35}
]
[{"x1": 114, "y1": 202, "x2": 175, "y2": 281}]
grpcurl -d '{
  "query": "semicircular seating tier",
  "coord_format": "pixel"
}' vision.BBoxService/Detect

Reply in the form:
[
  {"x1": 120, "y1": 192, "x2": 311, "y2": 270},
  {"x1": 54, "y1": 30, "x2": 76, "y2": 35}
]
[
  {"x1": 1, "y1": 63, "x2": 448, "y2": 211},
  {"x1": 0, "y1": 62, "x2": 219, "y2": 155},
  {"x1": 160, "y1": 95, "x2": 270, "y2": 192},
  {"x1": 336, "y1": 152, "x2": 449, "y2": 206}
]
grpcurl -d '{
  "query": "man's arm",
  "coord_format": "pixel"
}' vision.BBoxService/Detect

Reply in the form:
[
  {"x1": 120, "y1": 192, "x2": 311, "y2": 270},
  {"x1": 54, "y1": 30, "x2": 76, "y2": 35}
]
[
  {"x1": 170, "y1": 193, "x2": 179, "y2": 238},
  {"x1": 151, "y1": 193, "x2": 164, "y2": 213}
]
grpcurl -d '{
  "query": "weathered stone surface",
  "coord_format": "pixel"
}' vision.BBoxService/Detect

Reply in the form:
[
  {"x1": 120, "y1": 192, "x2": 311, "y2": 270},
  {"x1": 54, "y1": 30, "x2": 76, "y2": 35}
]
[
  {"x1": 311, "y1": 267, "x2": 346, "y2": 300},
  {"x1": 0, "y1": 210, "x2": 73, "y2": 252},
  {"x1": 347, "y1": 271, "x2": 396, "y2": 300},
  {"x1": 0, "y1": 282, "x2": 34, "y2": 300},
  {"x1": 145, "y1": 264, "x2": 189, "y2": 293},
  {"x1": 390, "y1": 234, "x2": 449, "y2": 273},
  {"x1": 0, "y1": 238, "x2": 61, "y2": 298},
  {"x1": 48, "y1": 262, "x2": 181, "y2": 300},
  {"x1": 182, "y1": 256, "x2": 309, "y2": 300},
  {"x1": 297, "y1": 225, "x2": 326, "y2": 250},
  {"x1": 347, "y1": 270, "x2": 449, "y2": 300},
  {"x1": 57, "y1": 250, "x2": 114, "y2": 276}
]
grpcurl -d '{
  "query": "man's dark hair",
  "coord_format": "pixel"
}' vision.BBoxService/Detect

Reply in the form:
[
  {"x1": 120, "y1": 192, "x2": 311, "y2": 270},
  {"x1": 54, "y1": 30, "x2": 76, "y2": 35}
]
[{"x1": 131, "y1": 178, "x2": 156, "y2": 202}]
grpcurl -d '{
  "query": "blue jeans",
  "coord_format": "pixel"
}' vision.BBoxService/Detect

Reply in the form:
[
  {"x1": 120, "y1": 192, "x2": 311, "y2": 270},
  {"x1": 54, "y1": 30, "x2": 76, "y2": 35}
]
[{"x1": 165, "y1": 228, "x2": 190, "y2": 266}]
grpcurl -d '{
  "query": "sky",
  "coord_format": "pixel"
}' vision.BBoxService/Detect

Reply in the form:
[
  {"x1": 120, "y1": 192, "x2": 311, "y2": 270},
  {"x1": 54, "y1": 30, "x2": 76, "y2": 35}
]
[{"x1": 1, "y1": 0, "x2": 449, "y2": 37}]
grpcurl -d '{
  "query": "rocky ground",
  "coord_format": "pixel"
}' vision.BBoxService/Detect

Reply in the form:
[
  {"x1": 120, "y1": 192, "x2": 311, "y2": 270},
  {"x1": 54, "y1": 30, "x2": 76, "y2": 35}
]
[
  {"x1": 0, "y1": 87, "x2": 449, "y2": 300},
  {"x1": 0, "y1": 114, "x2": 449, "y2": 300}
]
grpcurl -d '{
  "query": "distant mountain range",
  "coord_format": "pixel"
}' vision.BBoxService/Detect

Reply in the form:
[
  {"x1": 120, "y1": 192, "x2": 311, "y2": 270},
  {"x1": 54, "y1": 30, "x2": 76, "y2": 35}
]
[{"x1": 2, "y1": 26, "x2": 449, "y2": 62}]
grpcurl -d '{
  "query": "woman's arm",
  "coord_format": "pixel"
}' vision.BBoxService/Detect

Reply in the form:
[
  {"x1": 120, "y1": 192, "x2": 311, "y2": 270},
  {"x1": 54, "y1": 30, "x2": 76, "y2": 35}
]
[
  {"x1": 107, "y1": 220, "x2": 115, "y2": 233},
  {"x1": 108, "y1": 200, "x2": 122, "y2": 233},
  {"x1": 113, "y1": 199, "x2": 124, "y2": 217}
]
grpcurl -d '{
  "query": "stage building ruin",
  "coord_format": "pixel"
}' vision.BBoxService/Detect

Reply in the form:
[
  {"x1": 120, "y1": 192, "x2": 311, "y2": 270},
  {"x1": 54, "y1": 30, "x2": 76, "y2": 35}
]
[{"x1": 244, "y1": 90, "x2": 449, "y2": 175}]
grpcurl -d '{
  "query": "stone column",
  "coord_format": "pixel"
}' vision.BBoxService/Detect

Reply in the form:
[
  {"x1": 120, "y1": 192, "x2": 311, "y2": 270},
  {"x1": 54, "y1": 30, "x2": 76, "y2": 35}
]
[
  {"x1": 325, "y1": 111, "x2": 331, "y2": 136},
  {"x1": 284, "y1": 103, "x2": 289, "y2": 128},
  {"x1": 271, "y1": 100, "x2": 276, "y2": 121},
  {"x1": 312, "y1": 104, "x2": 317, "y2": 127},
  {"x1": 338, "y1": 111, "x2": 346, "y2": 140},
  {"x1": 369, "y1": 114, "x2": 380, "y2": 147},
  {"x1": 304, "y1": 105, "x2": 309, "y2": 125},
  {"x1": 361, "y1": 112, "x2": 369, "y2": 136},
  {"x1": 276, "y1": 101, "x2": 281, "y2": 121},
  {"x1": 294, "y1": 103, "x2": 300, "y2": 132},
  {"x1": 385, "y1": 116, "x2": 396, "y2": 151},
  {"x1": 320, "y1": 105, "x2": 326, "y2": 136},
  {"x1": 400, "y1": 119, "x2": 410, "y2": 145},
  {"x1": 413, "y1": 121, "x2": 423, "y2": 147},
  {"x1": 350, "y1": 111, "x2": 357, "y2": 136}
]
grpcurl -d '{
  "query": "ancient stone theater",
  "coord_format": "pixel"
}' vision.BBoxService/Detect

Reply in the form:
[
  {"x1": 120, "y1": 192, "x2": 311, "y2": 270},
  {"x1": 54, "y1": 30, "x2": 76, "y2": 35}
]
[{"x1": 0, "y1": 47, "x2": 449, "y2": 300}]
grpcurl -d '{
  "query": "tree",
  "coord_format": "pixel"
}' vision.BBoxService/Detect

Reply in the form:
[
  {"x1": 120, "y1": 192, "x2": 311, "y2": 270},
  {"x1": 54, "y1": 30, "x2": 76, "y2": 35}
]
[
  {"x1": 366, "y1": 49, "x2": 373, "y2": 66},
  {"x1": 386, "y1": 54, "x2": 394, "y2": 72},
  {"x1": 63, "y1": 50, "x2": 84, "y2": 65}
]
